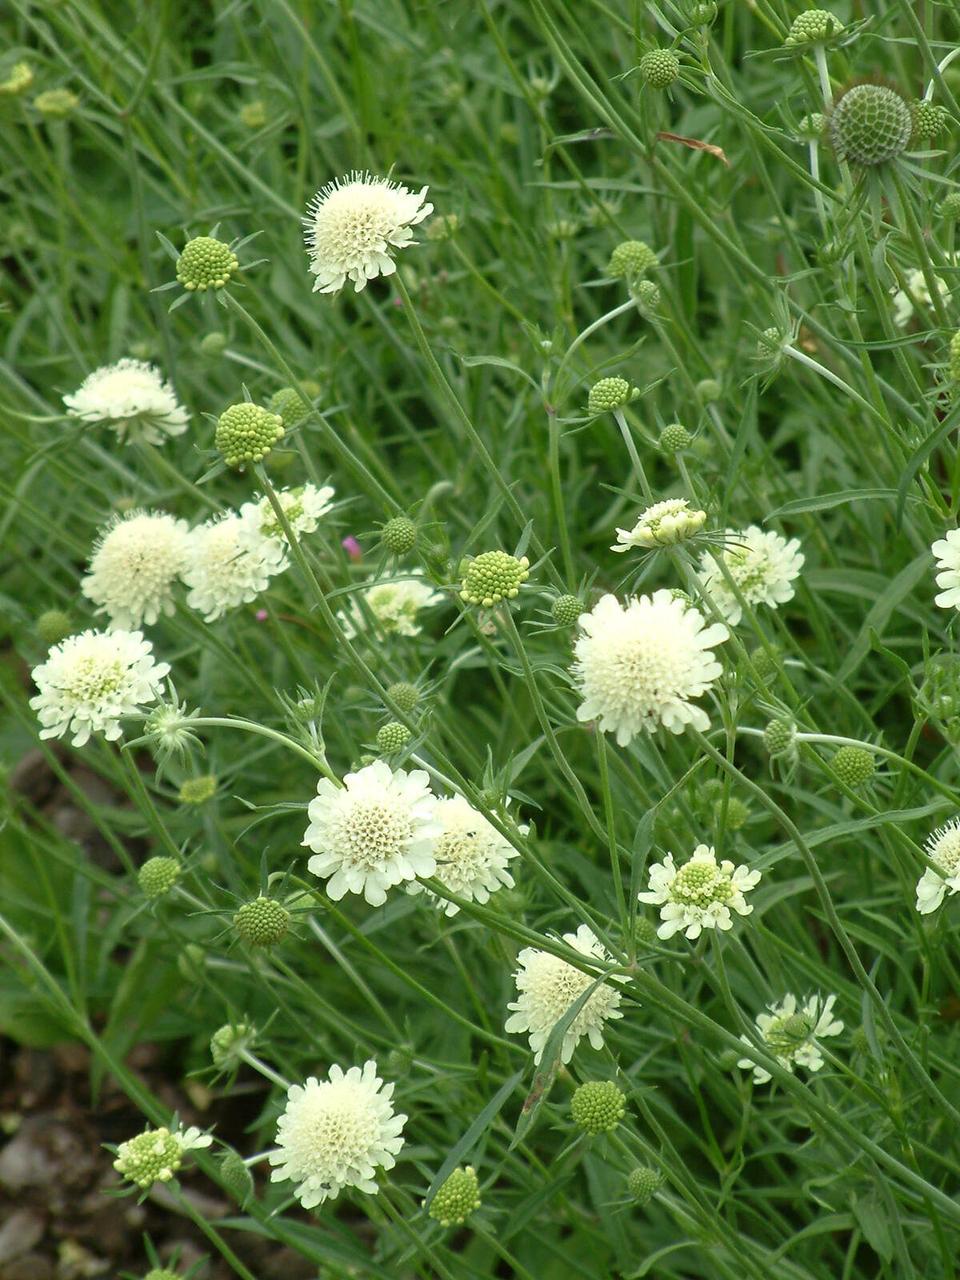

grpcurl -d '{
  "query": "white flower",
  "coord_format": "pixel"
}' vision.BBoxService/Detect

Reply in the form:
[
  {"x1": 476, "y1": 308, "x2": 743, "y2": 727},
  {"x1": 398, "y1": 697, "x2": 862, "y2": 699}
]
[
  {"x1": 638, "y1": 844, "x2": 760, "y2": 940},
  {"x1": 408, "y1": 794, "x2": 520, "y2": 915},
  {"x1": 81, "y1": 510, "x2": 190, "y2": 628},
  {"x1": 891, "y1": 268, "x2": 948, "y2": 327},
  {"x1": 303, "y1": 760, "x2": 439, "y2": 907},
  {"x1": 63, "y1": 359, "x2": 188, "y2": 445},
  {"x1": 238, "y1": 483, "x2": 336, "y2": 565},
  {"x1": 931, "y1": 529, "x2": 960, "y2": 610},
  {"x1": 697, "y1": 526, "x2": 804, "y2": 625},
  {"x1": 916, "y1": 818, "x2": 960, "y2": 914},
  {"x1": 572, "y1": 591, "x2": 728, "y2": 743},
  {"x1": 182, "y1": 513, "x2": 276, "y2": 622},
  {"x1": 269, "y1": 1062, "x2": 405, "y2": 1208},
  {"x1": 338, "y1": 572, "x2": 443, "y2": 639},
  {"x1": 303, "y1": 172, "x2": 433, "y2": 295},
  {"x1": 30, "y1": 629, "x2": 169, "y2": 748},
  {"x1": 612, "y1": 498, "x2": 706, "y2": 551},
  {"x1": 737, "y1": 993, "x2": 843, "y2": 1085},
  {"x1": 505, "y1": 924, "x2": 623, "y2": 1064}
]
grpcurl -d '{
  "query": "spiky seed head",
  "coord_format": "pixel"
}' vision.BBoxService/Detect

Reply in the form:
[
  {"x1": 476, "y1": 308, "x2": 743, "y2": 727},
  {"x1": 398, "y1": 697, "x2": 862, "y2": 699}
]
[
  {"x1": 268, "y1": 386, "x2": 312, "y2": 427},
  {"x1": 608, "y1": 240, "x2": 657, "y2": 279},
  {"x1": 376, "y1": 721, "x2": 411, "y2": 754},
  {"x1": 571, "y1": 1080, "x2": 626, "y2": 1134},
  {"x1": 829, "y1": 85, "x2": 913, "y2": 166},
  {"x1": 215, "y1": 402, "x2": 284, "y2": 468},
  {"x1": 552, "y1": 593, "x2": 584, "y2": 626},
  {"x1": 138, "y1": 856, "x2": 181, "y2": 899},
  {"x1": 233, "y1": 896, "x2": 290, "y2": 947},
  {"x1": 36, "y1": 609, "x2": 73, "y2": 646},
  {"x1": 784, "y1": 9, "x2": 842, "y2": 45},
  {"x1": 831, "y1": 745, "x2": 875, "y2": 788},
  {"x1": 639, "y1": 49, "x2": 680, "y2": 89},
  {"x1": 763, "y1": 718, "x2": 795, "y2": 756},
  {"x1": 386, "y1": 681, "x2": 420, "y2": 712},
  {"x1": 176, "y1": 236, "x2": 239, "y2": 291},
  {"x1": 428, "y1": 1165, "x2": 482, "y2": 1226},
  {"x1": 380, "y1": 516, "x2": 418, "y2": 555},
  {"x1": 460, "y1": 551, "x2": 530, "y2": 606},
  {"x1": 588, "y1": 377, "x2": 637, "y2": 414},
  {"x1": 627, "y1": 1165, "x2": 664, "y2": 1203},
  {"x1": 911, "y1": 100, "x2": 950, "y2": 142},
  {"x1": 178, "y1": 774, "x2": 218, "y2": 805},
  {"x1": 659, "y1": 422, "x2": 692, "y2": 453}
]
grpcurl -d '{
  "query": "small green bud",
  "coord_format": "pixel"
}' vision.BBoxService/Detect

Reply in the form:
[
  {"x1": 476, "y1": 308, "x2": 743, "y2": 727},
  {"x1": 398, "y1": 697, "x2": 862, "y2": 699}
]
[
  {"x1": 635, "y1": 916, "x2": 657, "y2": 946},
  {"x1": 696, "y1": 378, "x2": 722, "y2": 402},
  {"x1": 36, "y1": 609, "x2": 73, "y2": 646},
  {"x1": 178, "y1": 774, "x2": 218, "y2": 805},
  {"x1": 240, "y1": 99, "x2": 267, "y2": 129},
  {"x1": 268, "y1": 386, "x2": 312, "y2": 427},
  {"x1": 949, "y1": 331, "x2": 960, "y2": 382},
  {"x1": 138, "y1": 856, "x2": 181, "y2": 899},
  {"x1": 377, "y1": 721, "x2": 411, "y2": 754},
  {"x1": 233, "y1": 896, "x2": 290, "y2": 947},
  {"x1": 940, "y1": 191, "x2": 960, "y2": 221},
  {"x1": 426, "y1": 212, "x2": 461, "y2": 241},
  {"x1": 552, "y1": 593, "x2": 584, "y2": 626},
  {"x1": 176, "y1": 235, "x2": 239, "y2": 291},
  {"x1": 714, "y1": 795, "x2": 750, "y2": 830},
  {"x1": 829, "y1": 84, "x2": 913, "y2": 167},
  {"x1": 627, "y1": 1165, "x2": 664, "y2": 1204},
  {"x1": 911, "y1": 100, "x2": 950, "y2": 142},
  {"x1": 114, "y1": 1127, "x2": 183, "y2": 1189},
  {"x1": 428, "y1": 1165, "x2": 482, "y2": 1227},
  {"x1": 608, "y1": 240, "x2": 657, "y2": 279},
  {"x1": 831, "y1": 745, "x2": 876, "y2": 789},
  {"x1": 386, "y1": 681, "x2": 420, "y2": 712},
  {"x1": 690, "y1": 1, "x2": 717, "y2": 22},
  {"x1": 588, "y1": 376, "x2": 638, "y2": 414},
  {"x1": 200, "y1": 331, "x2": 228, "y2": 357},
  {"x1": 797, "y1": 113, "x2": 827, "y2": 140},
  {"x1": 218, "y1": 1149, "x2": 254, "y2": 1206},
  {"x1": 763, "y1": 718, "x2": 795, "y2": 757},
  {"x1": 0, "y1": 62, "x2": 33, "y2": 96},
  {"x1": 749, "y1": 644, "x2": 779, "y2": 681},
  {"x1": 460, "y1": 550, "x2": 530, "y2": 607},
  {"x1": 659, "y1": 423, "x2": 691, "y2": 453},
  {"x1": 757, "y1": 327, "x2": 784, "y2": 357},
  {"x1": 145, "y1": 1268, "x2": 180, "y2": 1280},
  {"x1": 639, "y1": 49, "x2": 680, "y2": 89},
  {"x1": 210, "y1": 1021, "x2": 255, "y2": 1070},
  {"x1": 215, "y1": 402, "x2": 284, "y2": 468},
  {"x1": 633, "y1": 279, "x2": 661, "y2": 311},
  {"x1": 571, "y1": 1080, "x2": 626, "y2": 1135},
  {"x1": 784, "y1": 9, "x2": 842, "y2": 46},
  {"x1": 380, "y1": 516, "x2": 418, "y2": 555},
  {"x1": 34, "y1": 88, "x2": 79, "y2": 118}
]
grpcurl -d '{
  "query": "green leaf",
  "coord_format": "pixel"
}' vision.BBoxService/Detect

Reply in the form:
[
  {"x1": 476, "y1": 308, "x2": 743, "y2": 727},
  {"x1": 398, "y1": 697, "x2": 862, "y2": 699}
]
[
  {"x1": 836, "y1": 552, "x2": 931, "y2": 682},
  {"x1": 423, "y1": 1069, "x2": 523, "y2": 1208},
  {"x1": 850, "y1": 1189, "x2": 894, "y2": 1262}
]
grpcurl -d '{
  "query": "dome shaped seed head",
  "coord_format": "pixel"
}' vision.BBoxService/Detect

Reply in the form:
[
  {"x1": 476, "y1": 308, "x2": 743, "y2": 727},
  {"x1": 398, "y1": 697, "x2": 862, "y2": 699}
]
[
  {"x1": 571, "y1": 1080, "x2": 626, "y2": 1135},
  {"x1": 588, "y1": 376, "x2": 636, "y2": 414},
  {"x1": 380, "y1": 516, "x2": 418, "y2": 555},
  {"x1": 460, "y1": 551, "x2": 530, "y2": 606},
  {"x1": 215, "y1": 402, "x2": 284, "y2": 468},
  {"x1": 763, "y1": 718, "x2": 795, "y2": 756},
  {"x1": 659, "y1": 423, "x2": 691, "y2": 453},
  {"x1": 268, "y1": 386, "x2": 312, "y2": 427},
  {"x1": 714, "y1": 795, "x2": 750, "y2": 830},
  {"x1": 376, "y1": 721, "x2": 411, "y2": 754},
  {"x1": 428, "y1": 1165, "x2": 482, "y2": 1227},
  {"x1": 696, "y1": 378, "x2": 722, "y2": 403},
  {"x1": 210, "y1": 1020, "x2": 255, "y2": 1070},
  {"x1": 829, "y1": 85, "x2": 913, "y2": 166},
  {"x1": 178, "y1": 774, "x2": 217, "y2": 805},
  {"x1": 218, "y1": 1149, "x2": 254, "y2": 1206},
  {"x1": 911, "y1": 100, "x2": 950, "y2": 141},
  {"x1": 386, "y1": 681, "x2": 420, "y2": 712},
  {"x1": 200, "y1": 331, "x2": 228, "y2": 357},
  {"x1": 757, "y1": 327, "x2": 784, "y2": 357},
  {"x1": 233, "y1": 896, "x2": 290, "y2": 947},
  {"x1": 34, "y1": 88, "x2": 79, "y2": 118},
  {"x1": 552, "y1": 593, "x2": 584, "y2": 626},
  {"x1": 940, "y1": 192, "x2": 960, "y2": 221},
  {"x1": 784, "y1": 9, "x2": 842, "y2": 45},
  {"x1": 949, "y1": 332, "x2": 960, "y2": 382},
  {"x1": 627, "y1": 1165, "x2": 664, "y2": 1204},
  {"x1": 640, "y1": 49, "x2": 680, "y2": 89},
  {"x1": 36, "y1": 609, "x2": 73, "y2": 646},
  {"x1": 832, "y1": 745, "x2": 875, "y2": 788},
  {"x1": 176, "y1": 236, "x2": 239, "y2": 291},
  {"x1": 137, "y1": 856, "x2": 181, "y2": 899},
  {"x1": 608, "y1": 240, "x2": 658, "y2": 279}
]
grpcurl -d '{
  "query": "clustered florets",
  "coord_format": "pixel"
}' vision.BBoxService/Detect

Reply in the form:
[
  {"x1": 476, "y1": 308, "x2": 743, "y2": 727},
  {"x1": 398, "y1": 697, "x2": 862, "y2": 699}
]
[
  {"x1": 176, "y1": 235, "x2": 239, "y2": 290},
  {"x1": 784, "y1": 9, "x2": 842, "y2": 46},
  {"x1": 428, "y1": 1165, "x2": 482, "y2": 1226},
  {"x1": 639, "y1": 49, "x2": 680, "y2": 89},
  {"x1": 570, "y1": 1080, "x2": 626, "y2": 1135},
  {"x1": 234, "y1": 896, "x2": 291, "y2": 946},
  {"x1": 587, "y1": 376, "x2": 638, "y2": 414},
  {"x1": 829, "y1": 84, "x2": 913, "y2": 166},
  {"x1": 460, "y1": 551, "x2": 530, "y2": 606},
  {"x1": 215, "y1": 402, "x2": 285, "y2": 468}
]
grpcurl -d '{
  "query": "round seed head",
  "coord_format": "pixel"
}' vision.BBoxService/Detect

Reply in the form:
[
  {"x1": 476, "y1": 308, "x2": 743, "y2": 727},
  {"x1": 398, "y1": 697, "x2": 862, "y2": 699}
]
[
  {"x1": 138, "y1": 856, "x2": 181, "y2": 899},
  {"x1": 757, "y1": 327, "x2": 784, "y2": 357},
  {"x1": 176, "y1": 235, "x2": 239, "y2": 291},
  {"x1": 36, "y1": 609, "x2": 73, "y2": 646},
  {"x1": 268, "y1": 386, "x2": 312, "y2": 427},
  {"x1": 829, "y1": 85, "x2": 913, "y2": 166},
  {"x1": 696, "y1": 378, "x2": 722, "y2": 403},
  {"x1": 215, "y1": 402, "x2": 284, "y2": 468},
  {"x1": 831, "y1": 745, "x2": 875, "y2": 788},
  {"x1": 380, "y1": 516, "x2": 418, "y2": 555},
  {"x1": 233, "y1": 896, "x2": 290, "y2": 947},
  {"x1": 0, "y1": 62, "x2": 33, "y2": 96},
  {"x1": 571, "y1": 1080, "x2": 626, "y2": 1135},
  {"x1": 460, "y1": 550, "x2": 530, "y2": 606},
  {"x1": 386, "y1": 681, "x2": 420, "y2": 712},
  {"x1": 608, "y1": 240, "x2": 657, "y2": 279},
  {"x1": 763, "y1": 718, "x2": 795, "y2": 756},
  {"x1": 659, "y1": 422, "x2": 691, "y2": 453},
  {"x1": 588, "y1": 376, "x2": 636, "y2": 414},
  {"x1": 635, "y1": 916, "x2": 657, "y2": 945},
  {"x1": 552, "y1": 593, "x2": 584, "y2": 626},
  {"x1": 634, "y1": 279, "x2": 661, "y2": 312},
  {"x1": 376, "y1": 721, "x2": 411, "y2": 754},
  {"x1": 627, "y1": 1165, "x2": 664, "y2": 1204},
  {"x1": 784, "y1": 9, "x2": 842, "y2": 45},
  {"x1": 428, "y1": 1165, "x2": 481, "y2": 1227},
  {"x1": 912, "y1": 100, "x2": 950, "y2": 141},
  {"x1": 640, "y1": 49, "x2": 680, "y2": 89}
]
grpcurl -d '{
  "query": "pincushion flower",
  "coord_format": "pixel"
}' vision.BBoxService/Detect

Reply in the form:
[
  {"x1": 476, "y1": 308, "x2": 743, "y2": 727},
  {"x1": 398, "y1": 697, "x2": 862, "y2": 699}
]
[
  {"x1": 505, "y1": 924, "x2": 623, "y2": 1064},
  {"x1": 113, "y1": 1123, "x2": 212, "y2": 1190},
  {"x1": 30, "y1": 629, "x2": 169, "y2": 747},
  {"x1": 408, "y1": 794, "x2": 520, "y2": 915},
  {"x1": 612, "y1": 498, "x2": 706, "y2": 551},
  {"x1": 932, "y1": 529, "x2": 960, "y2": 610},
  {"x1": 303, "y1": 760, "x2": 439, "y2": 906},
  {"x1": 639, "y1": 844, "x2": 760, "y2": 939},
  {"x1": 696, "y1": 527, "x2": 804, "y2": 625},
  {"x1": 182, "y1": 513, "x2": 276, "y2": 622},
  {"x1": 269, "y1": 1062, "x2": 405, "y2": 1208},
  {"x1": 916, "y1": 818, "x2": 960, "y2": 914},
  {"x1": 63, "y1": 359, "x2": 188, "y2": 444},
  {"x1": 572, "y1": 591, "x2": 728, "y2": 743},
  {"x1": 239, "y1": 483, "x2": 335, "y2": 554},
  {"x1": 303, "y1": 172, "x2": 433, "y2": 294},
  {"x1": 82, "y1": 510, "x2": 190, "y2": 628},
  {"x1": 737, "y1": 993, "x2": 843, "y2": 1085},
  {"x1": 338, "y1": 572, "x2": 443, "y2": 639}
]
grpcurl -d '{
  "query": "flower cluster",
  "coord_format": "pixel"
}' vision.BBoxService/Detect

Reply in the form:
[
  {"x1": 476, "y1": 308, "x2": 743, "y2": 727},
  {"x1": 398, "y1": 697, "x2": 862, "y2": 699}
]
[
  {"x1": 697, "y1": 527, "x2": 804, "y2": 625},
  {"x1": 639, "y1": 844, "x2": 761, "y2": 940},
  {"x1": 738, "y1": 994, "x2": 843, "y2": 1085}
]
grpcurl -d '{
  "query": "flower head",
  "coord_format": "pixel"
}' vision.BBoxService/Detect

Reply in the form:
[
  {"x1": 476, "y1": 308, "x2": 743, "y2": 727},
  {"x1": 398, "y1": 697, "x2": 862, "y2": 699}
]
[
  {"x1": 639, "y1": 844, "x2": 760, "y2": 939},
  {"x1": 64, "y1": 359, "x2": 188, "y2": 445},
  {"x1": 428, "y1": 1166, "x2": 481, "y2": 1227},
  {"x1": 81, "y1": 510, "x2": 190, "y2": 628},
  {"x1": 460, "y1": 551, "x2": 529, "y2": 606},
  {"x1": 607, "y1": 240, "x2": 657, "y2": 280},
  {"x1": 138, "y1": 856, "x2": 181, "y2": 899},
  {"x1": 587, "y1": 376, "x2": 637, "y2": 415},
  {"x1": 303, "y1": 172, "x2": 433, "y2": 295},
  {"x1": 339, "y1": 572, "x2": 443, "y2": 638},
  {"x1": 639, "y1": 49, "x2": 680, "y2": 89},
  {"x1": 505, "y1": 924, "x2": 623, "y2": 1063},
  {"x1": 238, "y1": 483, "x2": 335, "y2": 560},
  {"x1": 572, "y1": 591, "x2": 728, "y2": 743},
  {"x1": 408, "y1": 793, "x2": 519, "y2": 915},
  {"x1": 891, "y1": 268, "x2": 948, "y2": 327},
  {"x1": 932, "y1": 529, "x2": 960, "y2": 610},
  {"x1": 570, "y1": 1080, "x2": 626, "y2": 1135},
  {"x1": 269, "y1": 1061, "x2": 405, "y2": 1207},
  {"x1": 182, "y1": 513, "x2": 276, "y2": 622},
  {"x1": 737, "y1": 993, "x2": 843, "y2": 1084},
  {"x1": 303, "y1": 760, "x2": 439, "y2": 906},
  {"x1": 829, "y1": 84, "x2": 913, "y2": 167},
  {"x1": 612, "y1": 498, "x2": 706, "y2": 551},
  {"x1": 113, "y1": 1124, "x2": 211, "y2": 1190},
  {"x1": 916, "y1": 818, "x2": 960, "y2": 914},
  {"x1": 234, "y1": 896, "x2": 291, "y2": 946},
  {"x1": 784, "y1": 9, "x2": 842, "y2": 45},
  {"x1": 215, "y1": 402, "x2": 284, "y2": 469},
  {"x1": 176, "y1": 235, "x2": 239, "y2": 291},
  {"x1": 30, "y1": 629, "x2": 169, "y2": 747},
  {"x1": 697, "y1": 527, "x2": 804, "y2": 625},
  {"x1": 0, "y1": 62, "x2": 33, "y2": 96}
]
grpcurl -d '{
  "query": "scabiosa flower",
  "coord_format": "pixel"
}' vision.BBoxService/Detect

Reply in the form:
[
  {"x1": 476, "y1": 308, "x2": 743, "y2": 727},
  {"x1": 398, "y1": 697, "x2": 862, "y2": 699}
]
[
  {"x1": 182, "y1": 514, "x2": 276, "y2": 622},
  {"x1": 505, "y1": 924, "x2": 623, "y2": 1064},
  {"x1": 303, "y1": 172, "x2": 433, "y2": 295},
  {"x1": 303, "y1": 760, "x2": 439, "y2": 907},
  {"x1": 238, "y1": 483, "x2": 335, "y2": 564},
  {"x1": 891, "y1": 268, "x2": 948, "y2": 327},
  {"x1": 338, "y1": 572, "x2": 443, "y2": 639},
  {"x1": 638, "y1": 844, "x2": 760, "y2": 940},
  {"x1": 612, "y1": 498, "x2": 707, "y2": 551},
  {"x1": 269, "y1": 1062, "x2": 406, "y2": 1208},
  {"x1": 81, "y1": 510, "x2": 190, "y2": 628},
  {"x1": 30, "y1": 629, "x2": 169, "y2": 748},
  {"x1": 113, "y1": 1124, "x2": 212, "y2": 1190},
  {"x1": 63, "y1": 359, "x2": 188, "y2": 445},
  {"x1": 916, "y1": 819, "x2": 960, "y2": 914},
  {"x1": 408, "y1": 793, "x2": 520, "y2": 916},
  {"x1": 931, "y1": 529, "x2": 960, "y2": 610},
  {"x1": 737, "y1": 993, "x2": 843, "y2": 1085},
  {"x1": 696, "y1": 527, "x2": 804, "y2": 625},
  {"x1": 572, "y1": 591, "x2": 728, "y2": 743}
]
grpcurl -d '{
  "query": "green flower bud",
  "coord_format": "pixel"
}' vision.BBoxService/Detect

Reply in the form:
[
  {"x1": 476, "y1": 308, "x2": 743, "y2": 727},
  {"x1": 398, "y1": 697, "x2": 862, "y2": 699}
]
[
  {"x1": 426, "y1": 212, "x2": 461, "y2": 241},
  {"x1": 627, "y1": 1165, "x2": 664, "y2": 1204},
  {"x1": 268, "y1": 386, "x2": 312, "y2": 427},
  {"x1": 215, "y1": 402, "x2": 284, "y2": 468},
  {"x1": 940, "y1": 192, "x2": 960, "y2": 221},
  {"x1": 690, "y1": 2, "x2": 717, "y2": 22},
  {"x1": 696, "y1": 378, "x2": 722, "y2": 402},
  {"x1": 0, "y1": 62, "x2": 33, "y2": 96},
  {"x1": 176, "y1": 235, "x2": 239, "y2": 291},
  {"x1": 210, "y1": 1021, "x2": 255, "y2": 1070},
  {"x1": 34, "y1": 88, "x2": 79, "y2": 118},
  {"x1": 552, "y1": 593, "x2": 584, "y2": 626},
  {"x1": 659, "y1": 422, "x2": 691, "y2": 453},
  {"x1": 428, "y1": 1165, "x2": 482, "y2": 1227},
  {"x1": 639, "y1": 49, "x2": 680, "y2": 89},
  {"x1": 607, "y1": 240, "x2": 657, "y2": 279},
  {"x1": 233, "y1": 896, "x2": 290, "y2": 947},
  {"x1": 178, "y1": 774, "x2": 218, "y2": 805},
  {"x1": 178, "y1": 943, "x2": 206, "y2": 983},
  {"x1": 377, "y1": 721, "x2": 411, "y2": 754},
  {"x1": 145, "y1": 1268, "x2": 180, "y2": 1280},
  {"x1": 784, "y1": 9, "x2": 842, "y2": 46},
  {"x1": 763, "y1": 718, "x2": 795, "y2": 757},
  {"x1": 587, "y1": 376, "x2": 638, "y2": 414},
  {"x1": 757, "y1": 327, "x2": 784, "y2": 357},
  {"x1": 749, "y1": 644, "x2": 779, "y2": 681},
  {"x1": 460, "y1": 550, "x2": 530, "y2": 606},
  {"x1": 380, "y1": 516, "x2": 418, "y2": 555},
  {"x1": 797, "y1": 113, "x2": 827, "y2": 140},
  {"x1": 240, "y1": 99, "x2": 267, "y2": 129},
  {"x1": 911, "y1": 100, "x2": 950, "y2": 142},
  {"x1": 635, "y1": 916, "x2": 658, "y2": 946},
  {"x1": 831, "y1": 745, "x2": 875, "y2": 789},
  {"x1": 633, "y1": 279, "x2": 661, "y2": 312},
  {"x1": 713, "y1": 795, "x2": 750, "y2": 830},
  {"x1": 386, "y1": 681, "x2": 420, "y2": 712},
  {"x1": 571, "y1": 1080, "x2": 626, "y2": 1135},
  {"x1": 114, "y1": 1127, "x2": 183, "y2": 1189},
  {"x1": 138, "y1": 856, "x2": 181, "y2": 899},
  {"x1": 36, "y1": 609, "x2": 73, "y2": 646},
  {"x1": 829, "y1": 85, "x2": 913, "y2": 167},
  {"x1": 218, "y1": 1149, "x2": 254, "y2": 1206},
  {"x1": 949, "y1": 331, "x2": 960, "y2": 382}
]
